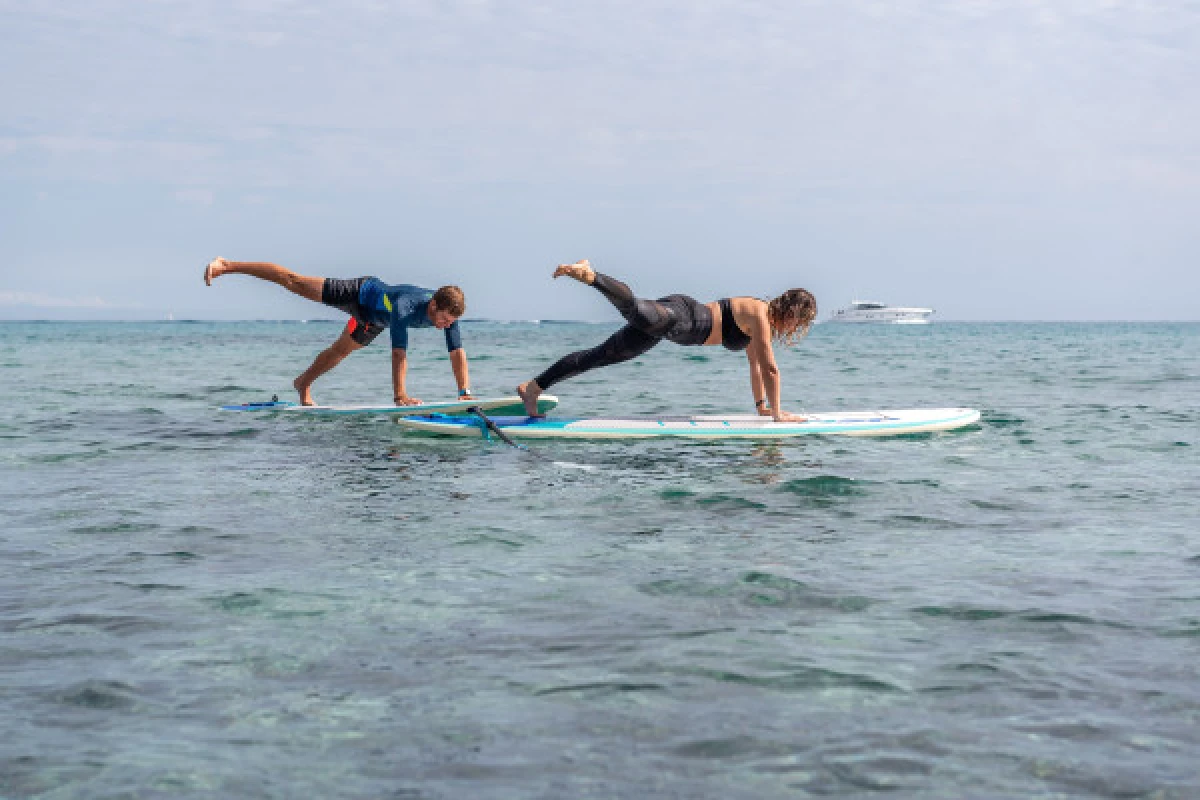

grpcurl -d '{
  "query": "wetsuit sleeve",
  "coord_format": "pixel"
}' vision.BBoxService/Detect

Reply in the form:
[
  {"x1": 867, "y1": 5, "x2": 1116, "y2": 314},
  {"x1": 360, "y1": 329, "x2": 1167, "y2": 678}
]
[
  {"x1": 390, "y1": 320, "x2": 409, "y2": 350},
  {"x1": 444, "y1": 321, "x2": 463, "y2": 352}
]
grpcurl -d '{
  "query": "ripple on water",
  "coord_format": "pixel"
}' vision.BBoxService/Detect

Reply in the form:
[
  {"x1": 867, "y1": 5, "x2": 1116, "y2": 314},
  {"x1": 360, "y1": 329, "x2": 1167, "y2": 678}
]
[
  {"x1": 671, "y1": 735, "x2": 799, "y2": 760},
  {"x1": 21, "y1": 613, "x2": 164, "y2": 635},
  {"x1": 1026, "y1": 757, "x2": 1170, "y2": 799},
  {"x1": 671, "y1": 664, "x2": 903, "y2": 693},
  {"x1": 776, "y1": 475, "x2": 872, "y2": 507},
  {"x1": 912, "y1": 606, "x2": 1133, "y2": 634},
  {"x1": 531, "y1": 681, "x2": 665, "y2": 697},
  {"x1": 657, "y1": 488, "x2": 768, "y2": 511},
  {"x1": 885, "y1": 514, "x2": 962, "y2": 530},
  {"x1": 112, "y1": 581, "x2": 188, "y2": 592},
  {"x1": 54, "y1": 680, "x2": 141, "y2": 711},
  {"x1": 70, "y1": 521, "x2": 161, "y2": 535},
  {"x1": 204, "y1": 588, "x2": 340, "y2": 619},
  {"x1": 639, "y1": 571, "x2": 872, "y2": 612},
  {"x1": 127, "y1": 550, "x2": 201, "y2": 563},
  {"x1": 821, "y1": 754, "x2": 934, "y2": 791}
]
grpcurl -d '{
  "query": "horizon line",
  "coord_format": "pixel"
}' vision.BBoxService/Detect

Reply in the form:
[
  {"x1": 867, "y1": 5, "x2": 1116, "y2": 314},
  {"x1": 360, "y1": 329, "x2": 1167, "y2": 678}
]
[{"x1": 1, "y1": 318, "x2": 1198, "y2": 324}]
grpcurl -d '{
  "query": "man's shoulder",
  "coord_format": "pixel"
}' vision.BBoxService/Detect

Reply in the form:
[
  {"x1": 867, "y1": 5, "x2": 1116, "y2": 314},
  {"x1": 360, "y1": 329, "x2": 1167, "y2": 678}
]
[
  {"x1": 384, "y1": 283, "x2": 432, "y2": 296},
  {"x1": 385, "y1": 284, "x2": 435, "y2": 308},
  {"x1": 384, "y1": 285, "x2": 433, "y2": 323}
]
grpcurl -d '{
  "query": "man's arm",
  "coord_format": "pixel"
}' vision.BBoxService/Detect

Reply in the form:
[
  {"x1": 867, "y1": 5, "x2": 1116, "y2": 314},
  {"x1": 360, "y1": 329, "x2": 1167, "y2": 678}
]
[
  {"x1": 449, "y1": 348, "x2": 472, "y2": 398},
  {"x1": 392, "y1": 348, "x2": 421, "y2": 405}
]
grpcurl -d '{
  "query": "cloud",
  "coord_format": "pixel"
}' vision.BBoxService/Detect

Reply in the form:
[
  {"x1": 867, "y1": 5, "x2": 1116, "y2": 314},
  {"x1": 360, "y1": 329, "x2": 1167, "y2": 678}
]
[
  {"x1": 1, "y1": 0, "x2": 1196, "y2": 194},
  {"x1": 0, "y1": 291, "x2": 111, "y2": 308},
  {"x1": 174, "y1": 188, "x2": 215, "y2": 206}
]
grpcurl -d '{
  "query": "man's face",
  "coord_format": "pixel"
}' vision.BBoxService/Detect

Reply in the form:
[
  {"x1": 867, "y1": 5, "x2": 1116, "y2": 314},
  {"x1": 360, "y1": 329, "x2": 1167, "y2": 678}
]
[{"x1": 428, "y1": 303, "x2": 458, "y2": 329}]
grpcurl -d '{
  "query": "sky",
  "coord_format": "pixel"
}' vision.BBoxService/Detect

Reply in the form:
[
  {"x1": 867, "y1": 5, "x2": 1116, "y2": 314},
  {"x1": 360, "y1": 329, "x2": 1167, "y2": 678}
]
[{"x1": 1, "y1": 0, "x2": 1197, "y2": 321}]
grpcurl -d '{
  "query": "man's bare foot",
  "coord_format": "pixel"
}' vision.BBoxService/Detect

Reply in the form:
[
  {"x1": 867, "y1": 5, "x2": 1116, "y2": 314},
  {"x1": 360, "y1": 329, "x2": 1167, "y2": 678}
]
[
  {"x1": 552, "y1": 259, "x2": 595, "y2": 284},
  {"x1": 204, "y1": 257, "x2": 229, "y2": 286},
  {"x1": 293, "y1": 377, "x2": 315, "y2": 406},
  {"x1": 516, "y1": 380, "x2": 545, "y2": 417}
]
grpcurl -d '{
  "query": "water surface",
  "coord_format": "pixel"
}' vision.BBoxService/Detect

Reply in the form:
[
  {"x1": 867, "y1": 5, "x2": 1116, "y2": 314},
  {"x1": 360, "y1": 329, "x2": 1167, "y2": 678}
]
[{"x1": 2, "y1": 321, "x2": 1197, "y2": 797}]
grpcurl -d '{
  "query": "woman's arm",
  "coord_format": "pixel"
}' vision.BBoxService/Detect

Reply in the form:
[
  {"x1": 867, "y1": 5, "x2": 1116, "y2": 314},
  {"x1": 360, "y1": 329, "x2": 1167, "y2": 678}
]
[
  {"x1": 747, "y1": 353, "x2": 769, "y2": 415},
  {"x1": 745, "y1": 306, "x2": 804, "y2": 422}
]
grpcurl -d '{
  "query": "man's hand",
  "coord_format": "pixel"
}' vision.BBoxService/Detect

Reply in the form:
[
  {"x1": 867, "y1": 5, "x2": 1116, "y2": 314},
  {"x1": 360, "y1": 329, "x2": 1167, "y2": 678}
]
[{"x1": 394, "y1": 394, "x2": 422, "y2": 406}]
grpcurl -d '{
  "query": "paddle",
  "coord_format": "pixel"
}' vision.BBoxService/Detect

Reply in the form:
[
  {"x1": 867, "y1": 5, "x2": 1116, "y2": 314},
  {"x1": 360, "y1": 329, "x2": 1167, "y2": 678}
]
[
  {"x1": 466, "y1": 407, "x2": 596, "y2": 471},
  {"x1": 467, "y1": 407, "x2": 530, "y2": 452}
]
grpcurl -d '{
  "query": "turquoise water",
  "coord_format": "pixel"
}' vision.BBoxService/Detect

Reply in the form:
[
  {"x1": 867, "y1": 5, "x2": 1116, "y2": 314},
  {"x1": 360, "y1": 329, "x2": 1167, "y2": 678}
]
[{"x1": 2, "y1": 321, "x2": 1198, "y2": 798}]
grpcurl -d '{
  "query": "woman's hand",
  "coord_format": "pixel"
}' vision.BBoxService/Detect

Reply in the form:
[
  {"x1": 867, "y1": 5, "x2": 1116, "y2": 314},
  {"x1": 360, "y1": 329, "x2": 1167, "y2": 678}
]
[{"x1": 772, "y1": 410, "x2": 807, "y2": 423}]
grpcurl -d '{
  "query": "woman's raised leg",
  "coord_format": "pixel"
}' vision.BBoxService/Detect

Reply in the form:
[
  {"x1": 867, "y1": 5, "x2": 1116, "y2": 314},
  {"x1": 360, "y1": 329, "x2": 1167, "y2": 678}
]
[{"x1": 554, "y1": 260, "x2": 675, "y2": 337}]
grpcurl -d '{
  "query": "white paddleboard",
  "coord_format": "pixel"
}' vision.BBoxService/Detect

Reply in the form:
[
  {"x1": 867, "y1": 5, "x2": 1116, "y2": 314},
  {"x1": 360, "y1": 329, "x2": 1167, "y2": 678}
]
[
  {"x1": 395, "y1": 408, "x2": 981, "y2": 439},
  {"x1": 220, "y1": 395, "x2": 559, "y2": 416}
]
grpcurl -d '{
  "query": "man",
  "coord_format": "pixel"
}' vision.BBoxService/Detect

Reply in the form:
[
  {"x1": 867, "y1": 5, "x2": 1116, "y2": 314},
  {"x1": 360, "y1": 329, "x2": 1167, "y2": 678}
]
[{"x1": 204, "y1": 257, "x2": 471, "y2": 406}]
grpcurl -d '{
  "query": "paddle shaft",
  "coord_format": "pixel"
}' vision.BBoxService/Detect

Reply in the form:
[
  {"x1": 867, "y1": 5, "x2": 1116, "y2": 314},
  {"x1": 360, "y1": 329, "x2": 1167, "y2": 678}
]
[{"x1": 468, "y1": 407, "x2": 529, "y2": 451}]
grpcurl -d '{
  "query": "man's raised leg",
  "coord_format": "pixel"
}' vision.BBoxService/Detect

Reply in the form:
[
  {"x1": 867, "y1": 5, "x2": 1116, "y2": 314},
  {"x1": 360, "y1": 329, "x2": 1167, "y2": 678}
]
[
  {"x1": 204, "y1": 257, "x2": 324, "y2": 303},
  {"x1": 293, "y1": 328, "x2": 362, "y2": 406}
]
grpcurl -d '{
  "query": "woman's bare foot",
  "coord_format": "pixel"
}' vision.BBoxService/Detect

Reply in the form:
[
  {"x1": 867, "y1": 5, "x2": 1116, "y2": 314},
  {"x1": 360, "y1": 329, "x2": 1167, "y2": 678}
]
[
  {"x1": 293, "y1": 376, "x2": 316, "y2": 406},
  {"x1": 203, "y1": 257, "x2": 229, "y2": 286},
  {"x1": 516, "y1": 380, "x2": 545, "y2": 417},
  {"x1": 552, "y1": 259, "x2": 595, "y2": 284}
]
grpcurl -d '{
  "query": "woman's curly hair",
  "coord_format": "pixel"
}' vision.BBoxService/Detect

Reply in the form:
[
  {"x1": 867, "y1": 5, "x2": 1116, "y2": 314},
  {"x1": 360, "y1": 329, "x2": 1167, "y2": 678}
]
[{"x1": 767, "y1": 288, "x2": 817, "y2": 346}]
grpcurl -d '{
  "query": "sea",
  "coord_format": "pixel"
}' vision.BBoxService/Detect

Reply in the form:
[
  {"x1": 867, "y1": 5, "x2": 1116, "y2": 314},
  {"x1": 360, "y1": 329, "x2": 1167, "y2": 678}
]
[{"x1": 1, "y1": 320, "x2": 1197, "y2": 799}]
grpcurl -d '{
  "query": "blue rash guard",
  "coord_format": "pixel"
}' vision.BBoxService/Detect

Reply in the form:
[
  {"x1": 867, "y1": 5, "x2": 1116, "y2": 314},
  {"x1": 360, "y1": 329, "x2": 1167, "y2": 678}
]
[{"x1": 357, "y1": 279, "x2": 463, "y2": 352}]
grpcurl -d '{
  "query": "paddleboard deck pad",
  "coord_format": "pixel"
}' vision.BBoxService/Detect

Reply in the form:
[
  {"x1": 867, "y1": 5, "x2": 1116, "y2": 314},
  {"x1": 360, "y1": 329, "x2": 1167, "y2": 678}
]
[
  {"x1": 396, "y1": 408, "x2": 981, "y2": 439},
  {"x1": 220, "y1": 395, "x2": 559, "y2": 416}
]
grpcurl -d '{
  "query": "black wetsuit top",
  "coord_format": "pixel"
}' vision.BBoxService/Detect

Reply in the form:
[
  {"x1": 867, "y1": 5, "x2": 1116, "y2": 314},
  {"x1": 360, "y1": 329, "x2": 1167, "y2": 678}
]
[{"x1": 718, "y1": 297, "x2": 753, "y2": 351}]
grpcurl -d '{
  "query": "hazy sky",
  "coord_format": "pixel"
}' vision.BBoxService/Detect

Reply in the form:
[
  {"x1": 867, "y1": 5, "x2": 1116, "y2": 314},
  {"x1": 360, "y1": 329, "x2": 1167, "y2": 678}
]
[{"x1": 1, "y1": 0, "x2": 1197, "y2": 321}]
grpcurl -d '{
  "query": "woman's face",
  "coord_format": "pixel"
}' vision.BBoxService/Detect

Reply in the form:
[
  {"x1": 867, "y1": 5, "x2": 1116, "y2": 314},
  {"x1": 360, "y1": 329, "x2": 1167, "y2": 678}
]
[{"x1": 780, "y1": 310, "x2": 805, "y2": 338}]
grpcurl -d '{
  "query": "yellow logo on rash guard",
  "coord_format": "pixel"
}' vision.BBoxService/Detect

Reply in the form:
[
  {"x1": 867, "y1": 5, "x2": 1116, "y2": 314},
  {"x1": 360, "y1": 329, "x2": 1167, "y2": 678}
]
[{"x1": 382, "y1": 295, "x2": 393, "y2": 313}]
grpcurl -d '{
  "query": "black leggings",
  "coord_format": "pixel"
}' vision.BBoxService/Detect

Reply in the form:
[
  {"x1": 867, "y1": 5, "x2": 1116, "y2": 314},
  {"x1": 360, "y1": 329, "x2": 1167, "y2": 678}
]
[{"x1": 534, "y1": 273, "x2": 713, "y2": 390}]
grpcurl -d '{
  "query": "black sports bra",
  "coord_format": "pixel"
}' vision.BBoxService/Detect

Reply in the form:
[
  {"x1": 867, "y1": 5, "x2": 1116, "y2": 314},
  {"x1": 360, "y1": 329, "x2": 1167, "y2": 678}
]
[{"x1": 718, "y1": 298, "x2": 753, "y2": 351}]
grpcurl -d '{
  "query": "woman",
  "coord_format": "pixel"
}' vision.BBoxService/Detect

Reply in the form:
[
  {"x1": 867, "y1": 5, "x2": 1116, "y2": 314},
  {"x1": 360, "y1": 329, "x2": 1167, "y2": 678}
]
[{"x1": 516, "y1": 260, "x2": 817, "y2": 421}]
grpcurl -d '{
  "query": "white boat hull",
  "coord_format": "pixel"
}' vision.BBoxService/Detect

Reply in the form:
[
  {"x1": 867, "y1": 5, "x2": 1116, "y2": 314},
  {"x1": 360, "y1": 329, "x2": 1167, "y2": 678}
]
[{"x1": 828, "y1": 302, "x2": 934, "y2": 324}]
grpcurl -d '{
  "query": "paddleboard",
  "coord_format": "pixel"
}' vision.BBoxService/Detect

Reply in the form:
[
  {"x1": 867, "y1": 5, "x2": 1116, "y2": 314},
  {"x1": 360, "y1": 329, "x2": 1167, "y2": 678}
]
[
  {"x1": 220, "y1": 394, "x2": 559, "y2": 416},
  {"x1": 395, "y1": 408, "x2": 981, "y2": 439}
]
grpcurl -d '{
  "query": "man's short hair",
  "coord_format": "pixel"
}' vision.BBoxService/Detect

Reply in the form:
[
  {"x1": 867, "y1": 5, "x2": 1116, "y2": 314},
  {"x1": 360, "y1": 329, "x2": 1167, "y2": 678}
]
[{"x1": 432, "y1": 285, "x2": 465, "y2": 317}]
